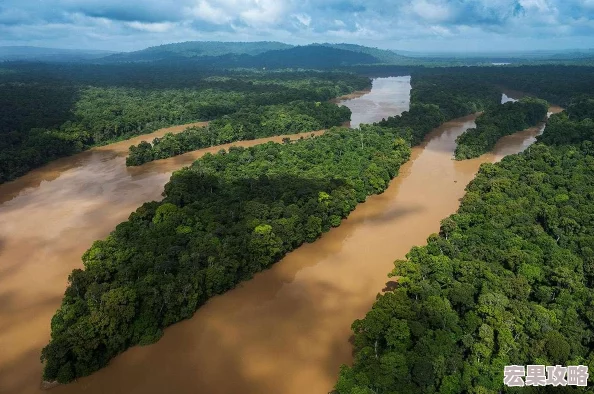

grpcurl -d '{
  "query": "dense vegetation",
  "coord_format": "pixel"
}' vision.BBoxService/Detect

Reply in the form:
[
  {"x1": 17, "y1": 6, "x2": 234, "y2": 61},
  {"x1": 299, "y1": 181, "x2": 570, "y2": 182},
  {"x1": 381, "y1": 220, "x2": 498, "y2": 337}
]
[
  {"x1": 350, "y1": 65, "x2": 594, "y2": 104},
  {"x1": 40, "y1": 70, "x2": 524, "y2": 382},
  {"x1": 413, "y1": 66, "x2": 594, "y2": 107},
  {"x1": 0, "y1": 67, "x2": 369, "y2": 184},
  {"x1": 538, "y1": 96, "x2": 594, "y2": 146},
  {"x1": 455, "y1": 97, "x2": 549, "y2": 160},
  {"x1": 3, "y1": 59, "x2": 593, "y2": 184},
  {"x1": 126, "y1": 100, "x2": 351, "y2": 166},
  {"x1": 375, "y1": 73, "x2": 502, "y2": 145},
  {"x1": 41, "y1": 126, "x2": 412, "y2": 383},
  {"x1": 375, "y1": 104, "x2": 446, "y2": 146},
  {"x1": 410, "y1": 73, "x2": 502, "y2": 120},
  {"x1": 334, "y1": 102, "x2": 594, "y2": 393}
]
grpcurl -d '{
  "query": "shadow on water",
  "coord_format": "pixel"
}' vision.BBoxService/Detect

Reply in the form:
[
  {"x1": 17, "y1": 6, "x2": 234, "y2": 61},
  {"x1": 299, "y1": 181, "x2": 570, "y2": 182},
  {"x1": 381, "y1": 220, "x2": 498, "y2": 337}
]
[
  {"x1": 52, "y1": 266, "x2": 367, "y2": 394},
  {"x1": 47, "y1": 165, "x2": 426, "y2": 394},
  {"x1": 2, "y1": 76, "x2": 425, "y2": 394}
]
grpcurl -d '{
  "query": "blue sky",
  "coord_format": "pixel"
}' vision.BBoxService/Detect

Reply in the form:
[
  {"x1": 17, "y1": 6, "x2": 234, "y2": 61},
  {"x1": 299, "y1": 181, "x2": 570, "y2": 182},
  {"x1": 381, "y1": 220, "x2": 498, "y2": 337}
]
[{"x1": 0, "y1": 0, "x2": 593, "y2": 52}]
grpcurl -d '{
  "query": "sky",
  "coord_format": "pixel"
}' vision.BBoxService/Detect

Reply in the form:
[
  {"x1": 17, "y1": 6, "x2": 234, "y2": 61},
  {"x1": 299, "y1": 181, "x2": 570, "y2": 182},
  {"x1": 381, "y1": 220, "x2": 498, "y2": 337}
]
[{"x1": 0, "y1": 0, "x2": 593, "y2": 52}]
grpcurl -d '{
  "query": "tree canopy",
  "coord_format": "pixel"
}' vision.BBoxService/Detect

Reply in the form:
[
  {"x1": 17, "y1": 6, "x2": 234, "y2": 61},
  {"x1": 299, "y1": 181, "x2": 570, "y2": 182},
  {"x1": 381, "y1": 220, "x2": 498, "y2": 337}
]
[
  {"x1": 39, "y1": 74, "x2": 493, "y2": 383},
  {"x1": 126, "y1": 100, "x2": 351, "y2": 166},
  {"x1": 335, "y1": 101, "x2": 594, "y2": 394},
  {"x1": 41, "y1": 125, "x2": 412, "y2": 383},
  {"x1": 0, "y1": 67, "x2": 369, "y2": 184},
  {"x1": 454, "y1": 97, "x2": 549, "y2": 160}
]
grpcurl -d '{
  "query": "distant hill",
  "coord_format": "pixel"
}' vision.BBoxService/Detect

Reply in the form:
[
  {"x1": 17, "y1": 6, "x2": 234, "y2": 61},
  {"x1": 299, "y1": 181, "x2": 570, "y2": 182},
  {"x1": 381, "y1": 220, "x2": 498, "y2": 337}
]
[
  {"x1": 97, "y1": 43, "x2": 384, "y2": 69},
  {"x1": 0, "y1": 46, "x2": 116, "y2": 62},
  {"x1": 10, "y1": 41, "x2": 589, "y2": 68},
  {"x1": 102, "y1": 41, "x2": 293, "y2": 62},
  {"x1": 242, "y1": 45, "x2": 381, "y2": 68},
  {"x1": 318, "y1": 43, "x2": 408, "y2": 64}
]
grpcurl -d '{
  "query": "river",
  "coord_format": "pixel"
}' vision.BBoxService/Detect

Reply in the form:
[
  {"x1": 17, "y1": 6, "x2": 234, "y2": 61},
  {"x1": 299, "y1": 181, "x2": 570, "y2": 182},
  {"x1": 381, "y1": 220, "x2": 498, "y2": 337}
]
[{"x1": 0, "y1": 76, "x2": 561, "y2": 394}]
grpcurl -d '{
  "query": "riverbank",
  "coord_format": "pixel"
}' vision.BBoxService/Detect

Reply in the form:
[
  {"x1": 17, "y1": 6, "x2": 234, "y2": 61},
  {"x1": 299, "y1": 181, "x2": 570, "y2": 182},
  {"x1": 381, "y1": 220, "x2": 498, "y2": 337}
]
[
  {"x1": 50, "y1": 112, "x2": 487, "y2": 394},
  {"x1": 1, "y1": 77, "x2": 554, "y2": 394},
  {"x1": 0, "y1": 77, "x2": 409, "y2": 394},
  {"x1": 48, "y1": 105, "x2": 553, "y2": 394},
  {"x1": 0, "y1": 124, "x2": 329, "y2": 394}
]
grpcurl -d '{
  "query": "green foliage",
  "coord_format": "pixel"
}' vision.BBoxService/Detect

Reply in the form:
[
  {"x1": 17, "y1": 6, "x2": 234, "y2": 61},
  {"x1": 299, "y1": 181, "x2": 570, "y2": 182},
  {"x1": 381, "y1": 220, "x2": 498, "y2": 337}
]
[
  {"x1": 126, "y1": 101, "x2": 351, "y2": 166},
  {"x1": 410, "y1": 71, "x2": 502, "y2": 120},
  {"x1": 375, "y1": 104, "x2": 445, "y2": 146},
  {"x1": 335, "y1": 110, "x2": 594, "y2": 393},
  {"x1": 410, "y1": 65, "x2": 594, "y2": 107},
  {"x1": 0, "y1": 66, "x2": 369, "y2": 184},
  {"x1": 455, "y1": 97, "x2": 549, "y2": 159},
  {"x1": 375, "y1": 72, "x2": 502, "y2": 146},
  {"x1": 41, "y1": 126, "x2": 413, "y2": 383},
  {"x1": 41, "y1": 66, "x2": 515, "y2": 382},
  {"x1": 537, "y1": 95, "x2": 594, "y2": 146}
]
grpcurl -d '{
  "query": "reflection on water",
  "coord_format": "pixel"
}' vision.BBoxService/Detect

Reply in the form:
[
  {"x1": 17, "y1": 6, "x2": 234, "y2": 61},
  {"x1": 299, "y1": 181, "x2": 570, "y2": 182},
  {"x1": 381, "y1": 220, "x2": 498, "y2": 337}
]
[
  {"x1": 341, "y1": 76, "x2": 411, "y2": 128},
  {"x1": 501, "y1": 93, "x2": 518, "y2": 104},
  {"x1": 0, "y1": 78, "x2": 560, "y2": 394}
]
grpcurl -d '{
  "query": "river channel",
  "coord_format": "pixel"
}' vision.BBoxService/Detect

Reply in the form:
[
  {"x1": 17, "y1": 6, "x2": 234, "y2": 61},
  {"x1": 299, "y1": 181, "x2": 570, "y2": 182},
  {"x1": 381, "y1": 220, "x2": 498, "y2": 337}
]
[{"x1": 0, "y1": 76, "x2": 560, "y2": 394}]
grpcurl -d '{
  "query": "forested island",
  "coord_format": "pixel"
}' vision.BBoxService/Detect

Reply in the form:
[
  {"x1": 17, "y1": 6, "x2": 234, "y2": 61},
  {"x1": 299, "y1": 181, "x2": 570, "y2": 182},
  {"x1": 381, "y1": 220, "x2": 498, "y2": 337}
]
[
  {"x1": 126, "y1": 100, "x2": 351, "y2": 166},
  {"x1": 2, "y1": 41, "x2": 594, "y2": 393},
  {"x1": 375, "y1": 73, "x2": 502, "y2": 145},
  {"x1": 454, "y1": 97, "x2": 549, "y2": 160},
  {"x1": 334, "y1": 97, "x2": 594, "y2": 393},
  {"x1": 40, "y1": 74, "x2": 498, "y2": 383},
  {"x1": 3, "y1": 58, "x2": 594, "y2": 183},
  {"x1": 0, "y1": 67, "x2": 369, "y2": 183}
]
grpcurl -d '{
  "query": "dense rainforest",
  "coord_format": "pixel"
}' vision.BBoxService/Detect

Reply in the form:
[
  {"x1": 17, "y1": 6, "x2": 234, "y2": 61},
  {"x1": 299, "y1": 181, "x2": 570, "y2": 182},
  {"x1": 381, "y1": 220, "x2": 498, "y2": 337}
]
[
  {"x1": 0, "y1": 65, "x2": 369, "y2": 184},
  {"x1": 3, "y1": 60, "x2": 593, "y2": 184},
  {"x1": 334, "y1": 98, "x2": 594, "y2": 393},
  {"x1": 126, "y1": 100, "x2": 351, "y2": 166},
  {"x1": 412, "y1": 66, "x2": 594, "y2": 107},
  {"x1": 454, "y1": 97, "x2": 549, "y2": 160},
  {"x1": 375, "y1": 73, "x2": 502, "y2": 145},
  {"x1": 538, "y1": 96, "x2": 594, "y2": 147},
  {"x1": 126, "y1": 69, "x2": 510, "y2": 167},
  {"x1": 41, "y1": 126, "x2": 411, "y2": 383},
  {"x1": 350, "y1": 65, "x2": 594, "y2": 105},
  {"x1": 39, "y1": 73, "x2": 501, "y2": 383}
]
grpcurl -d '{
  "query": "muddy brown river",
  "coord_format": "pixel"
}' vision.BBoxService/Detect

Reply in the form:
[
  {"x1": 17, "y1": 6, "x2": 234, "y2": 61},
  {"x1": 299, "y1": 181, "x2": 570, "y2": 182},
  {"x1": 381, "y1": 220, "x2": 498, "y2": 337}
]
[{"x1": 0, "y1": 77, "x2": 561, "y2": 394}]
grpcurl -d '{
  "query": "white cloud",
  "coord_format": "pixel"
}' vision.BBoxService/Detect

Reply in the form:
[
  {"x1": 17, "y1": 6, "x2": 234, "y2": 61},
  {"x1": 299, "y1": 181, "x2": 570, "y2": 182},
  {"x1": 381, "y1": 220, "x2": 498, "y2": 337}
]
[
  {"x1": 410, "y1": 0, "x2": 452, "y2": 23},
  {"x1": 188, "y1": 0, "x2": 235, "y2": 24},
  {"x1": 126, "y1": 21, "x2": 176, "y2": 32},
  {"x1": 186, "y1": 0, "x2": 289, "y2": 26},
  {"x1": 518, "y1": 0, "x2": 553, "y2": 12},
  {"x1": 240, "y1": 0, "x2": 286, "y2": 25},
  {"x1": 0, "y1": 0, "x2": 593, "y2": 51},
  {"x1": 293, "y1": 13, "x2": 311, "y2": 27}
]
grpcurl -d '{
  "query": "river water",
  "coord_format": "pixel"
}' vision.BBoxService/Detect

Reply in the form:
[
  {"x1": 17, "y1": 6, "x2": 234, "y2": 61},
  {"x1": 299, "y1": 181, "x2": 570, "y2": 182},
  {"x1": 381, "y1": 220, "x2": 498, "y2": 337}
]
[{"x1": 0, "y1": 77, "x2": 560, "y2": 394}]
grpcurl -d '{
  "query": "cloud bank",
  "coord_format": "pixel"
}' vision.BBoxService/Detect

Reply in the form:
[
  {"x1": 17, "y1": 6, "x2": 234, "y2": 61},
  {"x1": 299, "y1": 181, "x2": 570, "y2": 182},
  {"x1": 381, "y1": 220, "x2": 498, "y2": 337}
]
[{"x1": 0, "y1": 0, "x2": 592, "y2": 51}]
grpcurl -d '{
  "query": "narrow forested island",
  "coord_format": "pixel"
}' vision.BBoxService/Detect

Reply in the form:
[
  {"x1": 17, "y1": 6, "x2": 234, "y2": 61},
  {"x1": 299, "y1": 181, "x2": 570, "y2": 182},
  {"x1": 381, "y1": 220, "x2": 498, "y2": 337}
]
[
  {"x1": 40, "y1": 74, "x2": 498, "y2": 382},
  {"x1": 3, "y1": 42, "x2": 594, "y2": 394},
  {"x1": 126, "y1": 100, "x2": 352, "y2": 166},
  {"x1": 0, "y1": 68, "x2": 369, "y2": 183},
  {"x1": 454, "y1": 97, "x2": 549, "y2": 160},
  {"x1": 334, "y1": 97, "x2": 594, "y2": 393}
]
